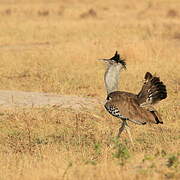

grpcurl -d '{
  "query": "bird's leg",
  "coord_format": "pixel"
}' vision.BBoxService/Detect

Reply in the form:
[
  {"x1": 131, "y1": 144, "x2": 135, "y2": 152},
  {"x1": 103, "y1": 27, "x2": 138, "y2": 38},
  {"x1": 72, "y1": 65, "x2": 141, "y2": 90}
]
[
  {"x1": 124, "y1": 121, "x2": 134, "y2": 146},
  {"x1": 117, "y1": 120, "x2": 126, "y2": 137},
  {"x1": 117, "y1": 120, "x2": 134, "y2": 146}
]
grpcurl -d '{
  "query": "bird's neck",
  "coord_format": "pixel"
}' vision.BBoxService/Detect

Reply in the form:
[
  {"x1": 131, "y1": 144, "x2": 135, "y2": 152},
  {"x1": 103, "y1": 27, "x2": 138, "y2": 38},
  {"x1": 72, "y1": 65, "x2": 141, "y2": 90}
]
[{"x1": 104, "y1": 64, "x2": 122, "y2": 95}]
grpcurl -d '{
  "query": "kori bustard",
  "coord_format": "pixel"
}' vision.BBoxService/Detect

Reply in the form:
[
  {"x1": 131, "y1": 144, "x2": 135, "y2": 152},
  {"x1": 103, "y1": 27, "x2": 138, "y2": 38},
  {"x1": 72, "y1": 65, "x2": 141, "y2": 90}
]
[{"x1": 99, "y1": 51, "x2": 167, "y2": 143}]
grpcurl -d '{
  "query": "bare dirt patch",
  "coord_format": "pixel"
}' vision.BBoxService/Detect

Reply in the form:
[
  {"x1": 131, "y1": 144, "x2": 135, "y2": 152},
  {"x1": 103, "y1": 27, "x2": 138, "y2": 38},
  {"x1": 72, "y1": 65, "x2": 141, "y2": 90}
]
[{"x1": 0, "y1": 90, "x2": 102, "y2": 110}]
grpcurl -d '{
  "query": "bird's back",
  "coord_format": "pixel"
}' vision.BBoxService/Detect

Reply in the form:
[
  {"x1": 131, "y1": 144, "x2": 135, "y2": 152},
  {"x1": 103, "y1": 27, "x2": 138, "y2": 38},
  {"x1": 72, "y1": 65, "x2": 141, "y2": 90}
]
[{"x1": 105, "y1": 91, "x2": 163, "y2": 124}]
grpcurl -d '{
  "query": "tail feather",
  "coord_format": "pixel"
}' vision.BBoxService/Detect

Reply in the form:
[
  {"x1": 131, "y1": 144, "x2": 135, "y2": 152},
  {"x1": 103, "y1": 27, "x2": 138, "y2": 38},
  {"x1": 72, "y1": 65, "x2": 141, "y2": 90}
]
[
  {"x1": 149, "y1": 110, "x2": 163, "y2": 124},
  {"x1": 137, "y1": 72, "x2": 167, "y2": 105}
]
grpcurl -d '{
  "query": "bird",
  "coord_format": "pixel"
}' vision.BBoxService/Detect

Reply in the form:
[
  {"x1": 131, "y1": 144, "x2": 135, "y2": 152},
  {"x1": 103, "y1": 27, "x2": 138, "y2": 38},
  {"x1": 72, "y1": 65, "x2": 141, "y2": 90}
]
[{"x1": 99, "y1": 51, "x2": 167, "y2": 144}]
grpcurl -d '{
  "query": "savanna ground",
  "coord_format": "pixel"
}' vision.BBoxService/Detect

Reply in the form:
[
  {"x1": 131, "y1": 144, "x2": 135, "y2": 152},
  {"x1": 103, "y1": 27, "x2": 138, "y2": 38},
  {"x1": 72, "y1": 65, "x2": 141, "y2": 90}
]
[{"x1": 0, "y1": 0, "x2": 180, "y2": 179}]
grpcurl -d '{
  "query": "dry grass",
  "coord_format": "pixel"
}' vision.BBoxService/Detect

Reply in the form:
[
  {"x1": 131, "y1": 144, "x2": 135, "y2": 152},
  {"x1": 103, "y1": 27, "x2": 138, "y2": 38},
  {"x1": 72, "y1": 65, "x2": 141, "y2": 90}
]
[{"x1": 0, "y1": 0, "x2": 179, "y2": 179}]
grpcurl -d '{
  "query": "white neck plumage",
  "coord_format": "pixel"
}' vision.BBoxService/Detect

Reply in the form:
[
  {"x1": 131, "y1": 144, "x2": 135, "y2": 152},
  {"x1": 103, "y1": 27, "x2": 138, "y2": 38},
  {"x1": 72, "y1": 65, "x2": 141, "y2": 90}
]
[{"x1": 104, "y1": 63, "x2": 123, "y2": 95}]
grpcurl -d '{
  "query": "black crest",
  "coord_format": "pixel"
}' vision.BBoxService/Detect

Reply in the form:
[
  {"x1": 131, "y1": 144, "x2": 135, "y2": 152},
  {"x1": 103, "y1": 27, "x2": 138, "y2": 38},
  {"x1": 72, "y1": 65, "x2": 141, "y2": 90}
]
[{"x1": 110, "y1": 51, "x2": 126, "y2": 68}]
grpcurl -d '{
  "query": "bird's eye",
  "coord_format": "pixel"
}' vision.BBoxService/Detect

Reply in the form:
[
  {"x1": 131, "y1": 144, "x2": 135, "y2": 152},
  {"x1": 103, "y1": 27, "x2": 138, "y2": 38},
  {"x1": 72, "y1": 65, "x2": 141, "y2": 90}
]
[
  {"x1": 107, "y1": 96, "x2": 112, "y2": 100},
  {"x1": 110, "y1": 60, "x2": 116, "y2": 64}
]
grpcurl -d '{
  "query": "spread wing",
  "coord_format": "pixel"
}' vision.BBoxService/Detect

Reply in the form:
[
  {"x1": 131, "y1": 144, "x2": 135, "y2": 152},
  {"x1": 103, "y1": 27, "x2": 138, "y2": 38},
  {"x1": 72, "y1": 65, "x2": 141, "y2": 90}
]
[{"x1": 137, "y1": 72, "x2": 167, "y2": 105}]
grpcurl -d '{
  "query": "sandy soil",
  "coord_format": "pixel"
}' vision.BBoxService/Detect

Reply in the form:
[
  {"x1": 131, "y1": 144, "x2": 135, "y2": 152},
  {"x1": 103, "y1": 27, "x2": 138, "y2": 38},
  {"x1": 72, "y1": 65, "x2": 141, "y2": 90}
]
[{"x1": 0, "y1": 90, "x2": 102, "y2": 110}]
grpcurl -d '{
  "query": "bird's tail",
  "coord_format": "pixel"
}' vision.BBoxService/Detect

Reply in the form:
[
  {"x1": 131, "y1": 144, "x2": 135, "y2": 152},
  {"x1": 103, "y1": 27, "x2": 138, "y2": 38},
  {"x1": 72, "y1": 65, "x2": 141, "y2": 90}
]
[{"x1": 137, "y1": 72, "x2": 167, "y2": 105}]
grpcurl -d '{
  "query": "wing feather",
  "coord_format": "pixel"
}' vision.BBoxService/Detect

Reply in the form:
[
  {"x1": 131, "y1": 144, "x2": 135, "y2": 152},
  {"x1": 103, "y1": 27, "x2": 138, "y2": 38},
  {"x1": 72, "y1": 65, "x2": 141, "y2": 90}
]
[{"x1": 105, "y1": 91, "x2": 161, "y2": 124}]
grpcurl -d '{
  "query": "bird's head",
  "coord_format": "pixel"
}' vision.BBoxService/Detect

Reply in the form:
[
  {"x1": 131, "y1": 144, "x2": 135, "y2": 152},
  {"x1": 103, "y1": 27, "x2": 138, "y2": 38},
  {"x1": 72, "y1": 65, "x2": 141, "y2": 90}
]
[{"x1": 98, "y1": 51, "x2": 126, "y2": 69}]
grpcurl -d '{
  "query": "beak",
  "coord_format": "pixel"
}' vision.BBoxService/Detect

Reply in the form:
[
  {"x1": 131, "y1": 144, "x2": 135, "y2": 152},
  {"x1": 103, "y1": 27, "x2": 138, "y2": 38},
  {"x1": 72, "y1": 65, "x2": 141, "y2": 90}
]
[{"x1": 98, "y1": 58, "x2": 111, "y2": 63}]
